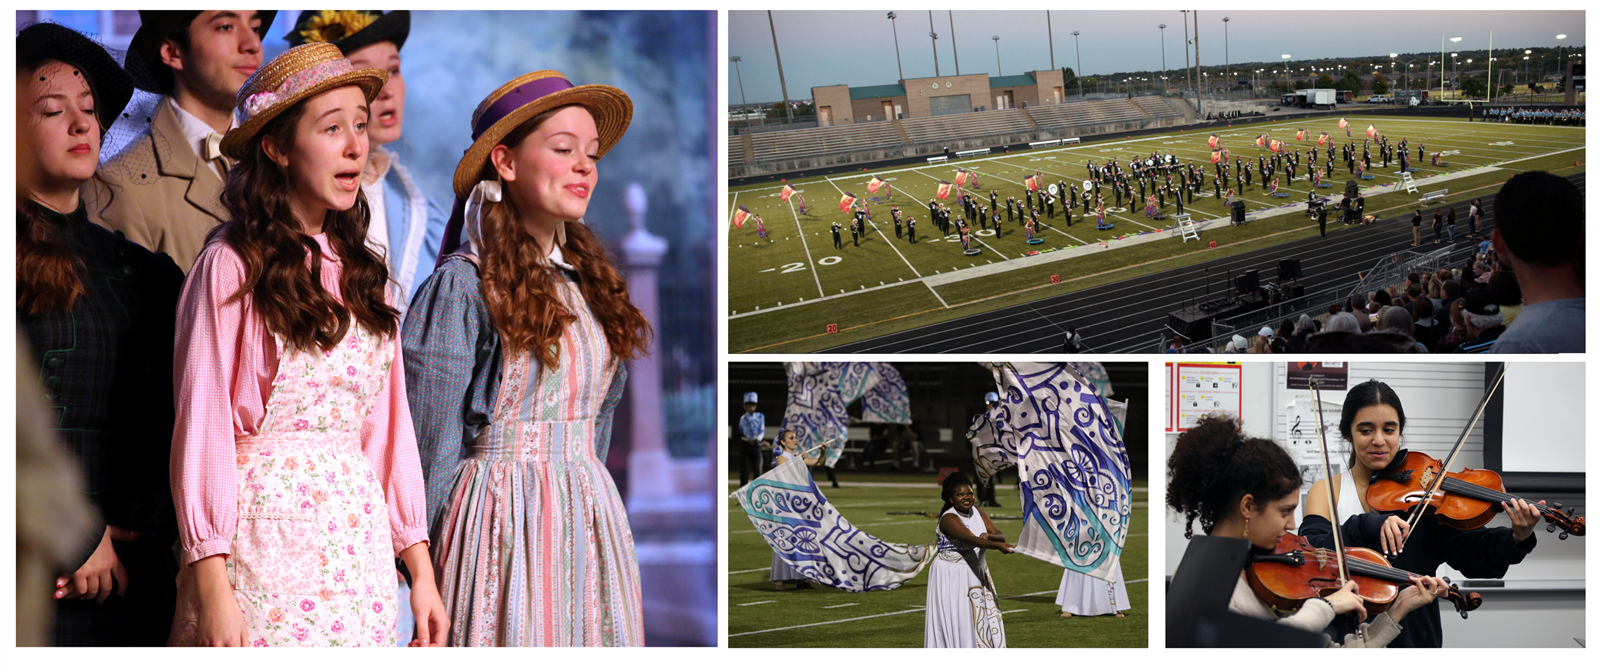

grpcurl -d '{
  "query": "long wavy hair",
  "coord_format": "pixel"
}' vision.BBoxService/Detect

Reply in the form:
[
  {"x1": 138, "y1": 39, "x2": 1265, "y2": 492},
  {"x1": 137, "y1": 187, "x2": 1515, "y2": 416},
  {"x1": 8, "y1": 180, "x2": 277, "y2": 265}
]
[
  {"x1": 17, "y1": 197, "x2": 86, "y2": 314},
  {"x1": 217, "y1": 94, "x2": 397, "y2": 351},
  {"x1": 16, "y1": 58, "x2": 92, "y2": 314},
  {"x1": 474, "y1": 106, "x2": 651, "y2": 368}
]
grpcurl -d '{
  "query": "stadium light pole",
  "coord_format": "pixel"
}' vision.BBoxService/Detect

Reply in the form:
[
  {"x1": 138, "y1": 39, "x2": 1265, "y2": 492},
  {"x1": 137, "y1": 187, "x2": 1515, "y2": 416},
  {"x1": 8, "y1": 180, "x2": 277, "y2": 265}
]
[
  {"x1": 1525, "y1": 49, "x2": 1532, "y2": 96},
  {"x1": 928, "y1": 11, "x2": 940, "y2": 78},
  {"x1": 729, "y1": 56, "x2": 747, "y2": 112},
  {"x1": 1072, "y1": 30, "x2": 1084, "y2": 99},
  {"x1": 887, "y1": 12, "x2": 904, "y2": 82},
  {"x1": 1450, "y1": 37, "x2": 1462, "y2": 94},
  {"x1": 767, "y1": 11, "x2": 793, "y2": 124},
  {"x1": 948, "y1": 11, "x2": 959, "y2": 76},
  {"x1": 992, "y1": 35, "x2": 1002, "y2": 77},
  {"x1": 1389, "y1": 53, "x2": 1397, "y2": 96},
  {"x1": 1222, "y1": 16, "x2": 1230, "y2": 90},
  {"x1": 1047, "y1": 11, "x2": 1056, "y2": 70},
  {"x1": 1556, "y1": 34, "x2": 1566, "y2": 86},
  {"x1": 1159, "y1": 24, "x2": 1168, "y2": 90},
  {"x1": 1181, "y1": 11, "x2": 1192, "y2": 105}
]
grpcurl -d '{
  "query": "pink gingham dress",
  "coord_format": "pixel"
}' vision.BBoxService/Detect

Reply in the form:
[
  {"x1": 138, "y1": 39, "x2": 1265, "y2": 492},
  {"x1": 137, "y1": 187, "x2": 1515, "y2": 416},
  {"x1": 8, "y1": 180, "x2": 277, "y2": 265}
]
[{"x1": 169, "y1": 235, "x2": 427, "y2": 647}]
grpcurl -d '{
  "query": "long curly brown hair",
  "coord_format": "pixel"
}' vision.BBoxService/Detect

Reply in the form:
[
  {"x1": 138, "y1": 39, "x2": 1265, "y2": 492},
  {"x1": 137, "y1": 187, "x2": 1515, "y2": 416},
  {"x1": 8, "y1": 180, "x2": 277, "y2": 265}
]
[
  {"x1": 474, "y1": 107, "x2": 651, "y2": 368},
  {"x1": 216, "y1": 94, "x2": 397, "y2": 351},
  {"x1": 17, "y1": 197, "x2": 86, "y2": 314}
]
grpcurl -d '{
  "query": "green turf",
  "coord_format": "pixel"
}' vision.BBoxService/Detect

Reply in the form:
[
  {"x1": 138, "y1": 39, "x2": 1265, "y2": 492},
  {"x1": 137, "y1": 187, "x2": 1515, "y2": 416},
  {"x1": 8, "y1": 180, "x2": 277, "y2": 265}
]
[
  {"x1": 727, "y1": 474, "x2": 1150, "y2": 648},
  {"x1": 728, "y1": 115, "x2": 1585, "y2": 352}
]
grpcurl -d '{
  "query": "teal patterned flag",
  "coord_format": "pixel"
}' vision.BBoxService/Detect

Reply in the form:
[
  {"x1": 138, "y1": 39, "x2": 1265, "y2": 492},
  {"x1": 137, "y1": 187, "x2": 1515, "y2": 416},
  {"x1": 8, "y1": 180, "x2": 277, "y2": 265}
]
[
  {"x1": 731, "y1": 459, "x2": 933, "y2": 592},
  {"x1": 985, "y1": 362, "x2": 1132, "y2": 582}
]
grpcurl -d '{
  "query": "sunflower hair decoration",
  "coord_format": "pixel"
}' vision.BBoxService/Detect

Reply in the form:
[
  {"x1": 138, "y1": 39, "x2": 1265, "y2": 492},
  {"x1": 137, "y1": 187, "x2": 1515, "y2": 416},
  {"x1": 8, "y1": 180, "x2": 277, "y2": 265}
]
[{"x1": 298, "y1": 10, "x2": 378, "y2": 45}]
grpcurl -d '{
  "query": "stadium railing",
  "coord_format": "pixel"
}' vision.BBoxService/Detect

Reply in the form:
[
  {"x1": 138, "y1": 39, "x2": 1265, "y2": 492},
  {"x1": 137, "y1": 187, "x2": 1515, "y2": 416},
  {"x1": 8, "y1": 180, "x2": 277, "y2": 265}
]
[{"x1": 1154, "y1": 245, "x2": 1466, "y2": 353}]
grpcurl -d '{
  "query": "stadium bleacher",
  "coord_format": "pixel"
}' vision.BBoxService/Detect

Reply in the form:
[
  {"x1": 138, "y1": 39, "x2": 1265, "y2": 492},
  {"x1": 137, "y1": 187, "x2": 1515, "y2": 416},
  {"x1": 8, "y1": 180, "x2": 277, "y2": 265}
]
[{"x1": 898, "y1": 108, "x2": 1034, "y2": 144}]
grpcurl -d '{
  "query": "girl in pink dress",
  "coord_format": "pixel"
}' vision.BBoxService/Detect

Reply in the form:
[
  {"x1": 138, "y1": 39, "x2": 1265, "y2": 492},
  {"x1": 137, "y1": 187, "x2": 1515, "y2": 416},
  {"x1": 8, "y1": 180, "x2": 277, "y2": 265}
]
[{"x1": 168, "y1": 43, "x2": 447, "y2": 648}]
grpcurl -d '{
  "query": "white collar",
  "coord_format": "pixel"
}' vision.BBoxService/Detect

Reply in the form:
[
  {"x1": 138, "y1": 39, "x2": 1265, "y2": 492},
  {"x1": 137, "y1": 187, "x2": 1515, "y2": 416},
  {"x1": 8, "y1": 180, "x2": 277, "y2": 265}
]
[{"x1": 169, "y1": 97, "x2": 235, "y2": 162}]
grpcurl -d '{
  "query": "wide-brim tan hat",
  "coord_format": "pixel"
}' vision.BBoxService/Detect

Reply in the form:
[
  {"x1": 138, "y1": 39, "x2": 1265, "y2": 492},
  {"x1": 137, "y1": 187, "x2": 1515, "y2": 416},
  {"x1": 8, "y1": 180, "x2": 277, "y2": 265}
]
[
  {"x1": 452, "y1": 70, "x2": 632, "y2": 199},
  {"x1": 220, "y1": 42, "x2": 387, "y2": 161}
]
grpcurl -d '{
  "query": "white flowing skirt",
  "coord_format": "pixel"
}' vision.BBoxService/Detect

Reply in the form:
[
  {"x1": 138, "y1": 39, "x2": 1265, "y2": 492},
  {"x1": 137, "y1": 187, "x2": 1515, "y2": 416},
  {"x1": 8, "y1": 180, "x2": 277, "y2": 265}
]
[
  {"x1": 1055, "y1": 563, "x2": 1130, "y2": 616},
  {"x1": 924, "y1": 552, "x2": 1006, "y2": 648}
]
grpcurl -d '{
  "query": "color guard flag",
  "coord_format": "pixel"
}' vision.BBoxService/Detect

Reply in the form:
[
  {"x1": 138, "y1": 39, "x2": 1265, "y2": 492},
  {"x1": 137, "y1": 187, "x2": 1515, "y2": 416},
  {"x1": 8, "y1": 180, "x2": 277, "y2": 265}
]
[
  {"x1": 1366, "y1": 125, "x2": 1378, "y2": 139},
  {"x1": 1024, "y1": 175, "x2": 1040, "y2": 192},
  {"x1": 1270, "y1": 139, "x2": 1283, "y2": 153},
  {"x1": 1254, "y1": 134, "x2": 1266, "y2": 147},
  {"x1": 1296, "y1": 129, "x2": 1307, "y2": 142},
  {"x1": 1338, "y1": 118, "x2": 1350, "y2": 129},
  {"x1": 1318, "y1": 132, "x2": 1329, "y2": 147},
  {"x1": 1207, "y1": 133, "x2": 1220, "y2": 149},
  {"x1": 867, "y1": 176, "x2": 885, "y2": 194},
  {"x1": 954, "y1": 168, "x2": 970, "y2": 187},
  {"x1": 983, "y1": 362, "x2": 1132, "y2": 583},
  {"x1": 1211, "y1": 150, "x2": 1222, "y2": 164},
  {"x1": 731, "y1": 455, "x2": 933, "y2": 592},
  {"x1": 938, "y1": 180, "x2": 954, "y2": 199},
  {"x1": 732, "y1": 205, "x2": 750, "y2": 228},
  {"x1": 782, "y1": 362, "x2": 912, "y2": 469},
  {"x1": 780, "y1": 183, "x2": 796, "y2": 202},
  {"x1": 839, "y1": 192, "x2": 856, "y2": 211}
]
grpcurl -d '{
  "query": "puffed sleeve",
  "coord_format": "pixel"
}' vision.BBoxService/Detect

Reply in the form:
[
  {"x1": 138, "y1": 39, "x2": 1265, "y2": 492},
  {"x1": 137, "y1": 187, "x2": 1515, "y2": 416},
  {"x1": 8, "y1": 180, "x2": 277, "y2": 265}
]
[
  {"x1": 402, "y1": 257, "x2": 489, "y2": 527},
  {"x1": 170, "y1": 242, "x2": 250, "y2": 565},
  {"x1": 360, "y1": 319, "x2": 429, "y2": 555}
]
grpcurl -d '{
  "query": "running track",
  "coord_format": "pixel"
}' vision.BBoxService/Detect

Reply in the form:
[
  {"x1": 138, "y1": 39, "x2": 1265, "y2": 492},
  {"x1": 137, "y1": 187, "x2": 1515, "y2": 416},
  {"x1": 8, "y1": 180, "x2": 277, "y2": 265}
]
[{"x1": 823, "y1": 173, "x2": 1585, "y2": 353}]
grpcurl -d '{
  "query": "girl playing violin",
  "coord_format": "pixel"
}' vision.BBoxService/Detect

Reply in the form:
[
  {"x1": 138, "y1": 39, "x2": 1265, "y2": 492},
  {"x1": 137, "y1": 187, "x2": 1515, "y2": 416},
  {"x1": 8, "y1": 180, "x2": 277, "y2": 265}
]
[
  {"x1": 1300, "y1": 379, "x2": 1542, "y2": 648},
  {"x1": 1169, "y1": 416, "x2": 1449, "y2": 647}
]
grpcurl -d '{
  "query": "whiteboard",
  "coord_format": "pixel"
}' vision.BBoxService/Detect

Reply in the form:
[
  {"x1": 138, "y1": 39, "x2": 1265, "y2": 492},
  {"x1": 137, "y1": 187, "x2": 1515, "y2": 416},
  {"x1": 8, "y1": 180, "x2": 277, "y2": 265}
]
[{"x1": 1500, "y1": 363, "x2": 1585, "y2": 474}]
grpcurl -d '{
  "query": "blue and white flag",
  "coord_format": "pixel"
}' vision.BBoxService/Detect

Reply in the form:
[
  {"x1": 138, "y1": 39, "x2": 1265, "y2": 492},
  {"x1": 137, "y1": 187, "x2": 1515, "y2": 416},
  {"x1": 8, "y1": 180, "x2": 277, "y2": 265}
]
[
  {"x1": 987, "y1": 362, "x2": 1132, "y2": 582},
  {"x1": 731, "y1": 459, "x2": 934, "y2": 592},
  {"x1": 782, "y1": 362, "x2": 911, "y2": 467}
]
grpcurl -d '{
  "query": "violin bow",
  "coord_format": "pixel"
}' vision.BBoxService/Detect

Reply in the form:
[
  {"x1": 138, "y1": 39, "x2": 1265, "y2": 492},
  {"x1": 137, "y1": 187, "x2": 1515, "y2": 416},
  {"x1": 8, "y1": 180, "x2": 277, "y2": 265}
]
[
  {"x1": 1401, "y1": 363, "x2": 1509, "y2": 548},
  {"x1": 1309, "y1": 378, "x2": 1351, "y2": 586}
]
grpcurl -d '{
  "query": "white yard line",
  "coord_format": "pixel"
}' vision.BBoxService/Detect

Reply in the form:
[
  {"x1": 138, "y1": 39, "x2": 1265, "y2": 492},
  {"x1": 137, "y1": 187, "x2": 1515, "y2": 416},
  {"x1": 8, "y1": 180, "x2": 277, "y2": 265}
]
[
  {"x1": 822, "y1": 175, "x2": 927, "y2": 280},
  {"x1": 785, "y1": 198, "x2": 825, "y2": 300}
]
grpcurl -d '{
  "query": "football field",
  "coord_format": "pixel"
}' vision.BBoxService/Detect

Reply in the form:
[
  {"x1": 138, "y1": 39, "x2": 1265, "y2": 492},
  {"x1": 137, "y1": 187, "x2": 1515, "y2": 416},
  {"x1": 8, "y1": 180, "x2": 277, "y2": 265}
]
[
  {"x1": 726, "y1": 474, "x2": 1150, "y2": 648},
  {"x1": 728, "y1": 115, "x2": 1585, "y2": 353}
]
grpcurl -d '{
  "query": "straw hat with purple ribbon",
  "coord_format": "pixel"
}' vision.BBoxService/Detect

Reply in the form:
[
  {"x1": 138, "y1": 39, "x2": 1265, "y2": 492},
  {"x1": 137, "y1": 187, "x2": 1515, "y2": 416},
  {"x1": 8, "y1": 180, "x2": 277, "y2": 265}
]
[
  {"x1": 451, "y1": 70, "x2": 633, "y2": 200},
  {"x1": 219, "y1": 42, "x2": 388, "y2": 161}
]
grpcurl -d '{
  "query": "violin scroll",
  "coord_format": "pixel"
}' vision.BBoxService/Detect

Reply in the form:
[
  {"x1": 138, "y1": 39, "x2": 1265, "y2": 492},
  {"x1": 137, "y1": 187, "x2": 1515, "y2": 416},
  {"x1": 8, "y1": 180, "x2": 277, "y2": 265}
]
[{"x1": 1438, "y1": 577, "x2": 1483, "y2": 619}]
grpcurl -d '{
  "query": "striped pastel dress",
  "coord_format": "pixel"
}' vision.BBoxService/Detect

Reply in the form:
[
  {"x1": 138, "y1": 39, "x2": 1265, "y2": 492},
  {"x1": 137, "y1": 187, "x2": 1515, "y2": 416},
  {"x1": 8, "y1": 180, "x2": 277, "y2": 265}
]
[{"x1": 402, "y1": 255, "x2": 643, "y2": 646}]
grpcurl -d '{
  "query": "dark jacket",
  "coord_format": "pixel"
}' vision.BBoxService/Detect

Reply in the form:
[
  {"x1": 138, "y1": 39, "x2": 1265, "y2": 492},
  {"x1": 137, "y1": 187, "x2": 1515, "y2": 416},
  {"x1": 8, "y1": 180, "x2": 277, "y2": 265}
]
[{"x1": 18, "y1": 202, "x2": 183, "y2": 645}]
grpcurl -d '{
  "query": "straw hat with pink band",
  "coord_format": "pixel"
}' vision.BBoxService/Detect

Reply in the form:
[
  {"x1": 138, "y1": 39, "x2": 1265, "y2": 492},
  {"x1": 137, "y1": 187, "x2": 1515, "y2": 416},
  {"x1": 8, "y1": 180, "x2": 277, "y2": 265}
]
[
  {"x1": 220, "y1": 42, "x2": 388, "y2": 161},
  {"x1": 438, "y1": 70, "x2": 633, "y2": 267}
]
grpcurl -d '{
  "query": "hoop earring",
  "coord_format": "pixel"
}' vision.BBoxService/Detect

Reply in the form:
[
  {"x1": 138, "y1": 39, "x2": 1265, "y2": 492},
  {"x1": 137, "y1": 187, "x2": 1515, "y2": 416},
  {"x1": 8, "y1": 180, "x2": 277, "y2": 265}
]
[{"x1": 1243, "y1": 517, "x2": 1250, "y2": 540}]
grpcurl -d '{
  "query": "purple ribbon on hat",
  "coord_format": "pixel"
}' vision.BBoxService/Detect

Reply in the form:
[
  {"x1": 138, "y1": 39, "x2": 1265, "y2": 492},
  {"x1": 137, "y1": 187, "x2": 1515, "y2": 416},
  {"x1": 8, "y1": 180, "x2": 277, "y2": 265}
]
[{"x1": 472, "y1": 76, "x2": 573, "y2": 140}]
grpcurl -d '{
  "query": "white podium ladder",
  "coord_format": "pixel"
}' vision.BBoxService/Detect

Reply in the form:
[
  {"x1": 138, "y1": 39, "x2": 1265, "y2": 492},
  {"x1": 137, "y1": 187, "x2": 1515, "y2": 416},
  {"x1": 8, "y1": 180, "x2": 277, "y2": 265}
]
[
  {"x1": 1174, "y1": 213, "x2": 1200, "y2": 242},
  {"x1": 1399, "y1": 171, "x2": 1419, "y2": 194}
]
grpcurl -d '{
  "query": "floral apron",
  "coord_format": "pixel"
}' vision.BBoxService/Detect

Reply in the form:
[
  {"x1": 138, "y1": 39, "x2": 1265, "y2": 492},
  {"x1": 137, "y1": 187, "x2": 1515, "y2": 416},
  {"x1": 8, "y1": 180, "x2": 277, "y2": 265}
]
[{"x1": 172, "y1": 326, "x2": 399, "y2": 647}]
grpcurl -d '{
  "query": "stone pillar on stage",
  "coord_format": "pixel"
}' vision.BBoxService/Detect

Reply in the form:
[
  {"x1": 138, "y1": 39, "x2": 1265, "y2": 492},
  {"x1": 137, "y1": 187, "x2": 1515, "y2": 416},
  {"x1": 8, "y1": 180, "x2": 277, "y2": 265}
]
[{"x1": 618, "y1": 183, "x2": 715, "y2": 645}]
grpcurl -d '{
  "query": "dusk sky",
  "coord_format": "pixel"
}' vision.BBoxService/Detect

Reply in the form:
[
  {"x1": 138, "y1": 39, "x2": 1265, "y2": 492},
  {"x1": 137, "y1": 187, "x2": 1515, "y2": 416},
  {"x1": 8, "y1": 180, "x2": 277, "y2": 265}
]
[{"x1": 728, "y1": 10, "x2": 1585, "y2": 104}]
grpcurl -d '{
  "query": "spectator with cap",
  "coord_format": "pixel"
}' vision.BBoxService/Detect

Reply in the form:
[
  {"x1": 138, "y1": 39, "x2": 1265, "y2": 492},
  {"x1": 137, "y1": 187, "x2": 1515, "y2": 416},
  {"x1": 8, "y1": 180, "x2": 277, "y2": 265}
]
[
  {"x1": 1454, "y1": 289, "x2": 1507, "y2": 353},
  {"x1": 1490, "y1": 172, "x2": 1584, "y2": 352},
  {"x1": 737, "y1": 392, "x2": 766, "y2": 487}
]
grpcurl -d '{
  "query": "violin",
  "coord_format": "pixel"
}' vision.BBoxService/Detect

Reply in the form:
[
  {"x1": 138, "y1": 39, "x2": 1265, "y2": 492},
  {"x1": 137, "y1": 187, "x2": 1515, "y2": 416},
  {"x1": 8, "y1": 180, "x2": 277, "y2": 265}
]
[
  {"x1": 1248, "y1": 533, "x2": 1484, "y2": 619},
  {"x1": 1367, "y1": 450, "x2": 1586, "y2": 539}
]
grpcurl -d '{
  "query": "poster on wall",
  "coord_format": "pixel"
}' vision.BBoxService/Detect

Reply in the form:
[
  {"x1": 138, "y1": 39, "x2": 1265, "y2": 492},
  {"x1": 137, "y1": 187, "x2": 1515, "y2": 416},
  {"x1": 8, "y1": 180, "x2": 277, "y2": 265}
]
[
  {"x1": 1286, "y1": 362, "x2": 1348, "y2": 391},
  {"x1": 1173, "y1": 363, "x2": 1243, "y2": 431},
  {"x1": 1166, "y1": 363, "x2": 1175, "y2": 431},
  {"x1": 1283, "y1": 396, "x2": 1346, "y2": 493}
]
